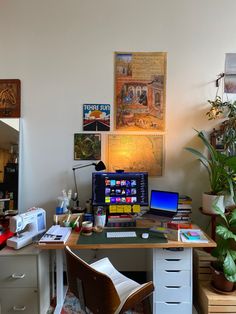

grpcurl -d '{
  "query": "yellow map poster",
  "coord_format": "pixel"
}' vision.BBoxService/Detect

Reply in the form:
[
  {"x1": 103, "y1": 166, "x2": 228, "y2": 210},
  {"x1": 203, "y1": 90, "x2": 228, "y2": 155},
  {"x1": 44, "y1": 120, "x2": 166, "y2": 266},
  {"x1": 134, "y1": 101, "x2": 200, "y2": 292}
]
[
  {"x1": 107, "y1": 134, "x2": 164, "y2": 176},
  {"x1": 115, "y1": 52, "x2": 166, "y2": 131}
]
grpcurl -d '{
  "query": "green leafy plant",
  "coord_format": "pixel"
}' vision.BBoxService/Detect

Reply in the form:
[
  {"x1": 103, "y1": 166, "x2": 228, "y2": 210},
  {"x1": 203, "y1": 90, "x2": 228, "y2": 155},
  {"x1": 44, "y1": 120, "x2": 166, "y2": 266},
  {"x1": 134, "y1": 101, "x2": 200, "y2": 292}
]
[
  {"x1": 207, "y1": 97, "x2": 236, "y2": 155},
  {"x1": 185, "y1": 130, "x2": 236, "y2": 197},
  {"x1": 211, "y1": 204, "x2": 236, "y2": 282}
]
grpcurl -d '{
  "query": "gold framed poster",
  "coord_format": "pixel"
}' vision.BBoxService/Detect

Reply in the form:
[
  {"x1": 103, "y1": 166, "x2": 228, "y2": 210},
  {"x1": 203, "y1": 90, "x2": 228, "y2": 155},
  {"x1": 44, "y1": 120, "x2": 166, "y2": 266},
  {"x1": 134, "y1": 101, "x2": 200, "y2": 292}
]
[
  {"x1": 0, "y1": 79, "x2": 21, "y2": 118},
  {"x1": 114, "y1": 52, "x2": 166, "y2": 132},
  {"x1": 107, "y1": 134, "x2": 164, "y2": 176}
]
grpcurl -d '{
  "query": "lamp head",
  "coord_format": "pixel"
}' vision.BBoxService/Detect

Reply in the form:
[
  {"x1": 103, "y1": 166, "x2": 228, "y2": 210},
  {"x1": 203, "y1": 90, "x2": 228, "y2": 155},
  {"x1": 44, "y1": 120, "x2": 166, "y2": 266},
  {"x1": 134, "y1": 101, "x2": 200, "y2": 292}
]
[{"x1": 94, "y1": 161, "x2": 106, "y2": 171}]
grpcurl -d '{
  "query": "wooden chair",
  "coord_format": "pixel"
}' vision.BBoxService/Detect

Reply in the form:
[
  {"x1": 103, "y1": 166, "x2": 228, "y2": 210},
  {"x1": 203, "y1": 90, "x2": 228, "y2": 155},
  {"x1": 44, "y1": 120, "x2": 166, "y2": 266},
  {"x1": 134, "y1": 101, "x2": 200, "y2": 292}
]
[{"x1": 65, "y1": 246, "x2": 154, "y2": 314}]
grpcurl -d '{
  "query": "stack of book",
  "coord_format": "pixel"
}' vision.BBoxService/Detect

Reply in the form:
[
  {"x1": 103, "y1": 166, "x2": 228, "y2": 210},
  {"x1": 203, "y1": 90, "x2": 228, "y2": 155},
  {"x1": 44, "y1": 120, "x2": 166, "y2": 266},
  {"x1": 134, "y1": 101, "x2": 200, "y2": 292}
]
[
  {"x1": 171, "y1": 195, "x2": 192, "y2": 224},
  {"x1": 106, "y1": 214, "x2": 136, "y2": 227}
]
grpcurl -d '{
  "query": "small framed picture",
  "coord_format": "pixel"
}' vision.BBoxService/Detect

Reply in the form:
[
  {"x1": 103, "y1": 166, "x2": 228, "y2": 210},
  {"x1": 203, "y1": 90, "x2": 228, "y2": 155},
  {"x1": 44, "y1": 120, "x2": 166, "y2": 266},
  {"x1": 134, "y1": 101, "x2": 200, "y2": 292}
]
[
  {"x1": 74, "y1": 133, "x2": 101, "y2": 160},
  {"x1": 83, "y1": 104, "x2": 110, "y2": 131},
  {"x1": 0, "y1": 79, "x2": 21, "y2": 118}
]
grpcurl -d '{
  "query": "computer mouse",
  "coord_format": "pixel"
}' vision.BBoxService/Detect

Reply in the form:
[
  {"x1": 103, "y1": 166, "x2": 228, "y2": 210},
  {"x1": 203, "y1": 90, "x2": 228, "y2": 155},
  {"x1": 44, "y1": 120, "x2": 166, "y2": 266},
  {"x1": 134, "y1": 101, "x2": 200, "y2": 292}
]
[{"x1": 142, "y1": 233, "x2": 149, "y2": 239}]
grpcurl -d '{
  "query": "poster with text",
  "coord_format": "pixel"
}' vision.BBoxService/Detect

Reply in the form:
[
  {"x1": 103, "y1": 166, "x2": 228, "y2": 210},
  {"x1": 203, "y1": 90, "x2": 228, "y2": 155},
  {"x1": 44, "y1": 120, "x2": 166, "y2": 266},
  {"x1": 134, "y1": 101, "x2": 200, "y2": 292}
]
[
  {"x1": 74, "y1": 133, "x2": 101, "y2": 160},
  {"x1": 83, "y1": 104, "x2": 110, "y2": 131},
  {"x1": 114, "y1": 52, "x2": 166, "y2": 131},
  {"x1": 107, "y1": 134, "x2": 164, "y2": 176}
]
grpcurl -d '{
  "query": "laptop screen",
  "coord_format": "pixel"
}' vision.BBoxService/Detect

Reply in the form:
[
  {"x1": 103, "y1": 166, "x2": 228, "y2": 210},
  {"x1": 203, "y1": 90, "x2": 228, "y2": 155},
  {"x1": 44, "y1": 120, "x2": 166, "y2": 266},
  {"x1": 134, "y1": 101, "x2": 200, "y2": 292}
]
[{"x1": 149, "y1": 190, "x2": 179, "y2": 217}]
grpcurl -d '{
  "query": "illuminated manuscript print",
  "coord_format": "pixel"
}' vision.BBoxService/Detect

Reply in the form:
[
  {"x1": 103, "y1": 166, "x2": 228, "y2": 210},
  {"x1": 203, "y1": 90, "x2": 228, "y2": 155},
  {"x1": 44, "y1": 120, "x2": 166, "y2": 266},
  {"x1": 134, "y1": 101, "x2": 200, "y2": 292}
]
[
  {"x1": 114, "y1": 52, "x2": 166, "y2": 131},
  {"x1": 107, "y1": 134, "x2": 164, "y2": 176},
  {"x1": 0, "y1": 79, "x2": 21, "y2": 118}
]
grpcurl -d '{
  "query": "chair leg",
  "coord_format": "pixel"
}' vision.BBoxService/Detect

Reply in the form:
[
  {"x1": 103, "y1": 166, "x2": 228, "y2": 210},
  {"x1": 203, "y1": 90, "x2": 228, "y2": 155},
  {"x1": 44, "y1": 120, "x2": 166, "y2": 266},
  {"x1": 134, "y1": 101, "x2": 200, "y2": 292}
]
[{"x1": 142, "y1": 297, "x2": 152, "y2": 314}]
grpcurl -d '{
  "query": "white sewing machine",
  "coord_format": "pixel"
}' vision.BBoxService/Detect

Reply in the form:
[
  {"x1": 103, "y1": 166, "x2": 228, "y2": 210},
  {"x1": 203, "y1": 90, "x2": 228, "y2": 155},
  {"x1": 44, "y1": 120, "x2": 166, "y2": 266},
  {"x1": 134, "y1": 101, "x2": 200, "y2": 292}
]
[{"x1": 7, "y1": 208, "x2": 46, "y2": 249}]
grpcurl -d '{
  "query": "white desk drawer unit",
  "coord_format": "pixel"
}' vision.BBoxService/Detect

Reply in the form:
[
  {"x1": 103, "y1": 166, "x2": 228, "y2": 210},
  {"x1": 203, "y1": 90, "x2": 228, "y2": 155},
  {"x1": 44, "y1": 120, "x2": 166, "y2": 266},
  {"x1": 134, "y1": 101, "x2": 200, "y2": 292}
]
[
  {"x1": 0, "y1": 245, "x2": 49, "y2": 314},
  {"x1": 153, "y1": 248, "x2": 192, "y2": 314}
]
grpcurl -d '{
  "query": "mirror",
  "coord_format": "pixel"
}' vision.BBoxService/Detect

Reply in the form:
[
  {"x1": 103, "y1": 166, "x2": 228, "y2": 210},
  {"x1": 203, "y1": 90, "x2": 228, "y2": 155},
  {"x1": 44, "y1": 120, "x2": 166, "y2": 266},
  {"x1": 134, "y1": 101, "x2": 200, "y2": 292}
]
[{"x1": 0, "y1": 118, "x2": 19, "y2": 213}]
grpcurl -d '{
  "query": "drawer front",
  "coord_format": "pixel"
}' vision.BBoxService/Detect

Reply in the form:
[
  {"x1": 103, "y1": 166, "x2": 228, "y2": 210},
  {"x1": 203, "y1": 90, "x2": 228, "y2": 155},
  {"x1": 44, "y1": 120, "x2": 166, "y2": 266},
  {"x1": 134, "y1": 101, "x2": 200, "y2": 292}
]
[
  {"x1": 155, "y1": 255, "x2": 191, "y2": 270},
  {"x1": 154, "y1": 301, "x2": 192, "y2": 314},
  {"x1": 0, "y1": 288, "x2": 38, "y2": 314},
  {"x1": 154, "y1": 248, "x2": 191, "y2": 260},
  {"x1": 0, "y1": 256, "x2": 37, "y2": 287},
  {"x1": 156, "y1": 269, "x2": 191, "y2": 286},
  {"x1": 154, "y1": 285, "x2": 191, "y2": 302}
]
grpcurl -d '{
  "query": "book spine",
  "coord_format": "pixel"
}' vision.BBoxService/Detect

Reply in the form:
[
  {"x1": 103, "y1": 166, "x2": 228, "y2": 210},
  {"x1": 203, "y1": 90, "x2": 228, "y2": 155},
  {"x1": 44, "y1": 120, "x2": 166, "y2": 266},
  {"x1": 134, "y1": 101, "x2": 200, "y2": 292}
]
[{"x1": 106, "y1": 221, "x2": 136, "y2": 227}]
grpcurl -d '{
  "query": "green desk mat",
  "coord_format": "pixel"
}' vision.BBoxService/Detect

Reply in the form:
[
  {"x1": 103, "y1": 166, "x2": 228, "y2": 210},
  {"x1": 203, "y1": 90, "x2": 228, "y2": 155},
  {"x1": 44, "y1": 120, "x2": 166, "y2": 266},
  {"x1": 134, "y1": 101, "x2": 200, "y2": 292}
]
[{"x1": 77, "y1": 228, "x2": 167, "y2": 245}]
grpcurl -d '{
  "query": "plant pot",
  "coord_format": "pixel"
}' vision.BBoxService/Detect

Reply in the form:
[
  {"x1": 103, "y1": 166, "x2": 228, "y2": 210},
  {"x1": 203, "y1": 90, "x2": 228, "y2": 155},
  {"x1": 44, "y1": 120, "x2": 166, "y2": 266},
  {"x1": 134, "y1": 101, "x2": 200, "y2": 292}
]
[
  {"x1": 210, "y1": 262, "x2": 235, "y2": 292},
  {"x1": 202, "y1": 193, "x2": 225, "y2": 214}
]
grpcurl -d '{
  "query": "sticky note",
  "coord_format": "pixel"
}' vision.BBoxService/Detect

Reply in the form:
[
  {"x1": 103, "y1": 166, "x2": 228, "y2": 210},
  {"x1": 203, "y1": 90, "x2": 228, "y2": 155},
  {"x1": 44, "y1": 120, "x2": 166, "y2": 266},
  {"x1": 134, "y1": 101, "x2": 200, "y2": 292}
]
[
  {"x1": 123, "y1": 205, "x2": 132, "y2": 213},
  {"x1": 132, "y1": 205, "x2": 141, "y2": 213},
  {"x1": 109, "y1": 205, "x2": 117, "y2": 213}
]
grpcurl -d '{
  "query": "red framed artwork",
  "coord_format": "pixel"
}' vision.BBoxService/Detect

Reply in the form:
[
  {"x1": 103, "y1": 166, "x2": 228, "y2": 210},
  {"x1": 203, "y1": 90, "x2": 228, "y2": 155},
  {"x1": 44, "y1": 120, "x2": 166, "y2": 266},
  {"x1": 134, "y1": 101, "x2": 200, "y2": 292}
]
[{"x1": 0, "y1": 79, "x2": 21, "y2": 118}]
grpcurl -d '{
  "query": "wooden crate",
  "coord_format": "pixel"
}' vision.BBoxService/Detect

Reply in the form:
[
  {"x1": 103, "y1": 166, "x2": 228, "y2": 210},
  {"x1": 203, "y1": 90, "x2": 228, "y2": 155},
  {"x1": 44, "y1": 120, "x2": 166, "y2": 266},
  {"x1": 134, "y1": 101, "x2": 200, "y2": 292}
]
[
  {"x1": 194, "y1": 249, "x2": 216, "y2": 281},
  {"x1": 193, "y1": 249, "x2": 216, "y2": 311},
  {"x1": 198, "y1": 281, "x2": 236, "y2": 314}
]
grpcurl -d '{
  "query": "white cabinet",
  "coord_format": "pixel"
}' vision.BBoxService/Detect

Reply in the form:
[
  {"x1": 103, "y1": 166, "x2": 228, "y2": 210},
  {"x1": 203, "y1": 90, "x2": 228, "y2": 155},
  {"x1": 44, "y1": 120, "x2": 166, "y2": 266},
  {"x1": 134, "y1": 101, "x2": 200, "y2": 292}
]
[
  {"x1": 152, "y1": 248, "x2": 192, "y2": 314},
  {"x1": 0, "y1": 245, "x2": 49, "y2": 314}
]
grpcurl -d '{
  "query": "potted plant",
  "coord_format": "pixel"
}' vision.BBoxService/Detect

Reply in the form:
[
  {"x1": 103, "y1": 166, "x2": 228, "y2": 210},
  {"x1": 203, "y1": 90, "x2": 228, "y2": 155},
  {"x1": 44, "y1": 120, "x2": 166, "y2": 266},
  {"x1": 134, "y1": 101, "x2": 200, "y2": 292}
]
[
  {"x1": 207, "y1": 96, "x2": 236, "y2": 156},
  {"x1": 185, "y1": 130, "x2": 236, "y2": 214},
  {"x1": 210, "y1": 204, "x2": 236, "y2": 292}
]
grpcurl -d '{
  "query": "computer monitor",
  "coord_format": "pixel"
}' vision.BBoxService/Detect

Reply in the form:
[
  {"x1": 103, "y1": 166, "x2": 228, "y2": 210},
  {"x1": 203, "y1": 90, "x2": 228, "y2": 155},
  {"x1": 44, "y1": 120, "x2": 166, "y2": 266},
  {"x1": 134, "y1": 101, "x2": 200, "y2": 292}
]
[{"x1": 92, "y1": 172, "x2": 148, "y2": 206}]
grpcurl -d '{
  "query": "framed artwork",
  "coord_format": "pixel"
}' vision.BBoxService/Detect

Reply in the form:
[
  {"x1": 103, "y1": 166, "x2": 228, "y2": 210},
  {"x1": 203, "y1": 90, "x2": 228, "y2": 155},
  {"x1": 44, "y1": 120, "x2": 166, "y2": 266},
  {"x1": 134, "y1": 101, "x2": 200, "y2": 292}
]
[
  {"x1": 114, "y1": 52, "x2": 166, "y2": 131},
  {"x1": 74, "y1": 133, "x2": 101, "y2": 160},
  {"x1": 83, "y1": 104, "x2": 110, "y2": 131},
  {"x1": 0, "y1": 79, "x2": 21, "y2": 118},
  {"x1": 107, "y1": 134, "x2": 164, "y2": 176}
]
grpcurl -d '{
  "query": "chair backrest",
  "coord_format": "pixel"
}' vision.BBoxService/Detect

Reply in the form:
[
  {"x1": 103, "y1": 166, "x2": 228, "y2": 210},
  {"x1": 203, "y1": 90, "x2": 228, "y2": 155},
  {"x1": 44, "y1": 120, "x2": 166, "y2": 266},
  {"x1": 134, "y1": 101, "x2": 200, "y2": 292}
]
[{"x1": 65, "y1": 246, "x2": 121, "y2": 314}]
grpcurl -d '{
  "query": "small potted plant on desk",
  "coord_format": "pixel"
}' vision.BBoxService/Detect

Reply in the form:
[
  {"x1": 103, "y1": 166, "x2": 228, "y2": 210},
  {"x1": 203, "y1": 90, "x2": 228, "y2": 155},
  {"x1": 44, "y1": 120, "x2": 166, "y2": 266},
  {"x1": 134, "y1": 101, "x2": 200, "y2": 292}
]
[
  {"x1": 185, "y1": 130, "x2": 236, "y2": 214},
  {"x1": 210, "y1": 204, "x2": 236, "y2": 292}
]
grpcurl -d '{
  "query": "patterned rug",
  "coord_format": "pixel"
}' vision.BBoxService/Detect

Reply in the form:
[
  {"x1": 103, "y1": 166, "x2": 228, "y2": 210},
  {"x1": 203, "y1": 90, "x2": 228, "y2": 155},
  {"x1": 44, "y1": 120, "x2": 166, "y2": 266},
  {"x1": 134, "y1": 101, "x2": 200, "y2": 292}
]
[{"x1": 48, "y1": 291, "x2": 144, "y2": 314}]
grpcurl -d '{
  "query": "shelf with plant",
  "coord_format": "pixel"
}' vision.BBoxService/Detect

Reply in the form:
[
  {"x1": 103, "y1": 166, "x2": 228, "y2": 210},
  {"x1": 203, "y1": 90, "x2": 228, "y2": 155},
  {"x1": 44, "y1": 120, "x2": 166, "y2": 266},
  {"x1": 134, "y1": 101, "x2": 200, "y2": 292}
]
[
  {"x1": 185, "y1": 129, "x2": 236, "y2": 213},
  {"x1": 207, "y1": 95, "x2": 236, "y2": 156}
]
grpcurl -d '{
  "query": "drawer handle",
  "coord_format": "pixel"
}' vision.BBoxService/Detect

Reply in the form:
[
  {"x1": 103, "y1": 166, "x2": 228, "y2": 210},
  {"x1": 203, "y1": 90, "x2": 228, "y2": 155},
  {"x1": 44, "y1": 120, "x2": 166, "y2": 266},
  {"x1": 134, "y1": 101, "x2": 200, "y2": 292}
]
[
  {"x1": 165, "y1": 259, "x2": 181, "y2": 261},
  {"x1": 165, "y1": 285, "x2": 181, "y2": 288},
  {"x1": 165, "y1": 270, "x2": 181, "y2": 273},
  {"x1": 11, "y1": 273, "x2": 26, "y2": 279},
  {"x1": 13, "y1": 306, "x2": 26, "y2": 311},
  {"x1": 165, "y1": 302, "x2": 181, "y2": 304}
]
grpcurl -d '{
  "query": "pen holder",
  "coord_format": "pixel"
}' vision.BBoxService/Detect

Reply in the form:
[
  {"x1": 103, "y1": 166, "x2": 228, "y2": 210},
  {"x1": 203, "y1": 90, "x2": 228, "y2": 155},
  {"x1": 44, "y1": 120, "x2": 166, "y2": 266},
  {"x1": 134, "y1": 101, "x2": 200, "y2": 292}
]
[{"x1": 94, "y1": 215, "x2": 106, "y2": 228}]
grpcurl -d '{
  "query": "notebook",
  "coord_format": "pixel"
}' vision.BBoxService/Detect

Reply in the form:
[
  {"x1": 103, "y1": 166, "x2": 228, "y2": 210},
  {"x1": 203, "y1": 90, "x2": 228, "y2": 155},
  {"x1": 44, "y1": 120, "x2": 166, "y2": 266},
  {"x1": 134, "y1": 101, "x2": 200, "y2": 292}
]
[{"x1": 144, "y1": 190, "x2": 179, "y2": 221}]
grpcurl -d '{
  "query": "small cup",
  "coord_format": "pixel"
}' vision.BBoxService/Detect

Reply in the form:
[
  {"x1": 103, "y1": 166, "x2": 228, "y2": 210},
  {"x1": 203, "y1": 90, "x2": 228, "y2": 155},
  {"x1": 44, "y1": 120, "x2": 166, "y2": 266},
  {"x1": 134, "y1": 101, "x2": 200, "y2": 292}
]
[
  {"x1": 81, "y1": 221, "x2": 93, "y2": 235},
  {"x1": 94, "y1": 215, "x2": 106, "y2": 227}
]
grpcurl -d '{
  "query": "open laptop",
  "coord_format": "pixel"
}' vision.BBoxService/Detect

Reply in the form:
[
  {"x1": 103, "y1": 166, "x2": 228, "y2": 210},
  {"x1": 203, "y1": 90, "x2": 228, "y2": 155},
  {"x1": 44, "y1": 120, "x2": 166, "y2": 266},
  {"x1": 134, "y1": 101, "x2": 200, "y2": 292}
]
[{"x1": 143, "y1": 190, "x2": 179, "y2": 222}]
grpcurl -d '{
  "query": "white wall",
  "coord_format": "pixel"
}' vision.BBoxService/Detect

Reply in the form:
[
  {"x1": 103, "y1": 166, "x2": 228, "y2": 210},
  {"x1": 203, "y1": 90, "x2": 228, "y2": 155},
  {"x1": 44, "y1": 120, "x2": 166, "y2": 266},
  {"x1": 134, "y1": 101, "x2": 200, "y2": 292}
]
[{"x1": 1, "y1": 0, "x2": 236, "y2": 229}]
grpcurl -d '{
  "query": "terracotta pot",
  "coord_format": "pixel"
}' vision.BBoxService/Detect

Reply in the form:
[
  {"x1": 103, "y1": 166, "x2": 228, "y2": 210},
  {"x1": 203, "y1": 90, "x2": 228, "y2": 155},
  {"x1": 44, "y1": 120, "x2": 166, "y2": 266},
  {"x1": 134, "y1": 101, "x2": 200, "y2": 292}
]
[{"x1": 210, "y1": 263, "x2": 235, "y2": 292}]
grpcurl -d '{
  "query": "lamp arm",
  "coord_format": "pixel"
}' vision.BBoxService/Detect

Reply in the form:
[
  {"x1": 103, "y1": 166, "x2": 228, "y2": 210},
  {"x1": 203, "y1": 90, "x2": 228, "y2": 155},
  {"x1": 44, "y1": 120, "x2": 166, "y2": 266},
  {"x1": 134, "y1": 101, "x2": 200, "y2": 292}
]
[{"x1": 72, "y1": 163, "x2": 95, "y2": 171}]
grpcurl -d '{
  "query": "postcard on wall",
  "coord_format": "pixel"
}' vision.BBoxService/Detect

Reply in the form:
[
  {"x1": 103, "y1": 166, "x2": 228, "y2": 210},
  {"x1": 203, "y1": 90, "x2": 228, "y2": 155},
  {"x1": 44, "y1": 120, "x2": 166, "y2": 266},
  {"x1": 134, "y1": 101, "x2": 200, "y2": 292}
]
[
  {"x1": 74, "y1": 133, "x2": 101, "y2": 160},
  {"x1": 83, "y1": 104, "x2": 110, "y2": 131},
  {"x1": 0, "y1": 79, "x2": 21, "y2": 118},
  {"x1": 107, "y1": 134, "x2": 164, "y2": 176},
  {"x1": 224, "y1": 53, "x2": 236, "y2": 94},
  {"x1": 114, "y1": 52, "x2": 167, "y2": 132}
]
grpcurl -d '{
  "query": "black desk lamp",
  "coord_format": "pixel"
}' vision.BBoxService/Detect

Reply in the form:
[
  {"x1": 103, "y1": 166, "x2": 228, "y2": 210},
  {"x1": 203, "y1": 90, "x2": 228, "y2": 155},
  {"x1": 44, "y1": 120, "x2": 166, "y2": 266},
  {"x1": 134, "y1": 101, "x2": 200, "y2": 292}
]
[{"x1": 72, "y1": 161, "x2": 106, "y2": 206}]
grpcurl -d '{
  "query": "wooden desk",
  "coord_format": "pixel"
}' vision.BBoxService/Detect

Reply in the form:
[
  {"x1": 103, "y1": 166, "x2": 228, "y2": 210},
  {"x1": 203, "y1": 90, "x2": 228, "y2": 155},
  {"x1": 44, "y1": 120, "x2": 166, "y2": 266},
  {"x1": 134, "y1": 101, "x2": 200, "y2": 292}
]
[{"x1": 38, "y1": 224, "x2": 216, "y2": 314}]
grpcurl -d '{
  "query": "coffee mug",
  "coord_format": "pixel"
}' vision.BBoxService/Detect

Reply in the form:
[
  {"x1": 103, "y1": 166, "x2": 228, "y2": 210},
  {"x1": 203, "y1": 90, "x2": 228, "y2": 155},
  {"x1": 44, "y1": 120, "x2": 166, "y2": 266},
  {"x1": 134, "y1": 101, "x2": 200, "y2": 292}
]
[{"x1": 81, "y1": 221, "x2": 93, "y2": 235}]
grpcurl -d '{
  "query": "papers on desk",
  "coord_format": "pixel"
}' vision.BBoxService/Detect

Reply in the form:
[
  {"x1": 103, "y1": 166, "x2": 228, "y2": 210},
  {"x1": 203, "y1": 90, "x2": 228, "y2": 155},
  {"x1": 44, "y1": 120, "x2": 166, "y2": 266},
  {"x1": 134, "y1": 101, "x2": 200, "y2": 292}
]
[
  {"x1": 39, "y1": 225, "x2": 71, "y2": 243},
  {"x1": 180, "y1": 229, "x2": 209, "y2": 243}
]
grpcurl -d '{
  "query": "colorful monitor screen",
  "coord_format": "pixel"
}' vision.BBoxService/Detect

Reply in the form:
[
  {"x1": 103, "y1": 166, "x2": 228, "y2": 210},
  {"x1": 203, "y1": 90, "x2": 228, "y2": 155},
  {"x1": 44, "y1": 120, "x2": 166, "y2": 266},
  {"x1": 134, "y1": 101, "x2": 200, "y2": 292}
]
[{"x1": 92, "y1": 172, "x2": 148, "y2": 206}]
